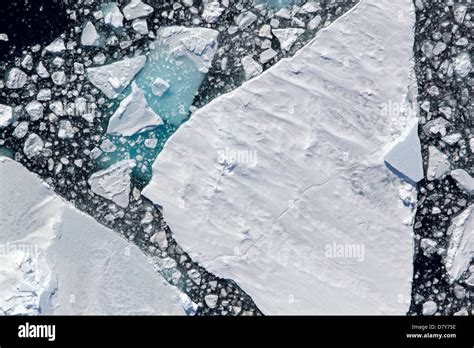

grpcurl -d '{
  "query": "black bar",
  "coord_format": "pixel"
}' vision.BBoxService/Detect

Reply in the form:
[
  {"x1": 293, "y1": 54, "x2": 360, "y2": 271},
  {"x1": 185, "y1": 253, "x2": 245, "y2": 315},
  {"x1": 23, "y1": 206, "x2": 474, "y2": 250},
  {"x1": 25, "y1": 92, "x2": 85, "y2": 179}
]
[{"x1": 0, "y1": 316, "x2": 472, "y2": 346}]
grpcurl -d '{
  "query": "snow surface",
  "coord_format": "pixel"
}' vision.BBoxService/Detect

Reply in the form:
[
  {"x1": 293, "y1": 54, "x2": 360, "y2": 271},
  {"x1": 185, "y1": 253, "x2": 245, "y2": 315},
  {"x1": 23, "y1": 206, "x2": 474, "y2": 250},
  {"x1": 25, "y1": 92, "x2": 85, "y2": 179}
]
[
  {"x1": 0, "y1": 157, "x2": 185, "y2": 315},
  {"x1": 143, "y1": 0, "x2": 417, "y2": 314}
]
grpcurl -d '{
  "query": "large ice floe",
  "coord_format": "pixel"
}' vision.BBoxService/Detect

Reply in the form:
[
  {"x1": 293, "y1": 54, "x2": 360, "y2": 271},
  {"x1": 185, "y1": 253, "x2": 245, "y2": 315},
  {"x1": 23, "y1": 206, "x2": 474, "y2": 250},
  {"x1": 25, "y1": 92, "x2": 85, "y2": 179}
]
[
  {"x1": 143, "y1": 0, "x2": 419, "y2": 314},
  {"x1": 0, "y1": 157, "x2": 185, "y2": 315}
]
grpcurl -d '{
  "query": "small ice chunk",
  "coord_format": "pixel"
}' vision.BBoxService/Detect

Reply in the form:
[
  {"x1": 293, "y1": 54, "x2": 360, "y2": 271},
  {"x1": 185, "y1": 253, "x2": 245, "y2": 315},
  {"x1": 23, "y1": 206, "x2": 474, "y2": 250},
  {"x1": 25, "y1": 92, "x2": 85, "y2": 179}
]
[
  {"x1": 451, "y1": 169, "x2": 474, "y2": 196},
  {"x1": 151, "y1": 77, "x2": 169, "y2": 97},
  {"x1": 23, "y1": 133, "x2": 44, "y2": 159},
  {"x1": 427, "y1": 146, "x2": 450, "y2": 180},
  {"x1": 25, "y1": 101, "x2": 44, "y2": 121},
  {"x1": 86, "y1": 56, "x2": 146, "y2": 99},
  {"x1": 132, "y1": 18, "x2": 148, "y2": 35},
  {"x1": 241, "y1": 56, "x2": 263, "y2": 80},
  {"x1": 204, "y1": 294, "x2": 218, "y2": 309},
  {"x1": 102, "y1": 3, "x2": 124, "y2": 29},
  {"x1": 422, "y1": 300, "x2": 437, "y2": 316},
  {"x1": 453, "y1": 52, "x2": 471, "y2": 78},
  {"x1": 36, "y1": 62, "x2": 50, "y2": 79},
  {"x1": 107, "y1": 82, "x2": 163, "y2": 136},
  {"x1": 123, "y1": 0, "x2": 154, "y2": 20},
  {"x1": 81, "y1": 21, "x2": 101, "y2": 46},
  {"x1": 88, "y1": 160, "x2": 136, "y2": 208},
  {"x1": 307, "y1": 15, "x2": 322, "y2": 30},
  {"x1": 273, "y1": 28, "x2": 305, "y2": 52},
  {"x1": 0, "y1": 104, "x2": 13, "y2": 128},
  {"x1": 51, "y1": 71, "x2": 67, "y2": 85},
  {"x1": 236, "y1": 12, "x2": 257, "y2": 30},
  {"x1": 6, "y1": 68, "x2": 28, "y2": 89},
  {"x1": 58, "y1": 120, "x2": 75, "y2": 139},
  {"x1": 259, "y1": 48, "x2": 278, "y2": 64},
  {"x1": 37, "y1": 89, "x2": 52, "y2": 101},
  {"x1": 300, "y1": 2, "x2": 321, "y2": 14},
  {"x1": 150, "y1": 231, "x2": 168, "y2": 250},
  {"x1": 45, "y1": 38, "x2": 66, "y2": 54},
  {"x1": 258, "y1": 25, "x2": 272, "y2": 39},
  {"x1": 202, "y1": 1, "x2": 224, "y2": 23},
  {"x1": 0, "y1": 33, "x2": 8, "y2": 41},
  {"x1": 13, "y1": 121, "x2": 29, "y2": 139}
]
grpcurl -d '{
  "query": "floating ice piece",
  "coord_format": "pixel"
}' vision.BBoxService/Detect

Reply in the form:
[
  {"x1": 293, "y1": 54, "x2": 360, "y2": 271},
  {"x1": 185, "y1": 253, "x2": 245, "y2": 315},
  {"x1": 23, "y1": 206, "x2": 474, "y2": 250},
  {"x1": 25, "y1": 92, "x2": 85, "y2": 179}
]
[
  {"x1": 58, "y1": 120, "x2": 74, "y2": 139},
  {"x1": 102, "y1": 3, "x2": 124, "y2": 29},
  {"x1": 0, "y1": 33, "x2": 8, "y2": 41},
  {"x1": 158, "y1": 26, "x2": 218, "y2": 73},
  {"x1": 81, "y1": 21, "x2": 101, "y2": 46},
  {"x1": 132, "y1": 18, "x2": 148, "y2": 35},
  {"x1": 25, "y1": 101, "x2": 44, "y2": 121},
  {"x1": 51, "y1": 71, "x2": 67, "y2": 86},
  {"x1": 300, "y1": 2, "x2": 321, "y2": 14},
  {"x1": 0, "y1": 104, "x2": 13, "y2": 128},
  {"x1": 6, "y1": 68, "x2": 28, "y2": 89},
  {"x1": 451, "y1": 169, "x2": 474, "y2": 196},
  {"x1": 422, "y1": 300, "x2": 438, "y2": 316},
  {"x1": 454, "y1": 52, "x2": 471, "y2": 78},
  {"x1": 384, "y1": 119, "x2": 424, "y2": 184},
  {"x1": 445, "y1": 205, "x2": 473, "y2": 281},
  {"x1": 427, "y1": 146, "x2": 450, "y2": 180},
  {"x1": 273, "y1": 28, "x2": 305, "y2": 52},
  {"x1": 151, "y1": 77, "x2": 170, "y2": 97},
  {"x1": 36, "y1": 62, "x2": 50, "y2": 79},
  {"x1": 44, "y1": 38, "x2": 66, "y2": 54},
  {"x1": 123, "y1": 0, "x2": 153, "y2": 20},
  {"x1": 13, "y1": 121, "x2": 29, "y2": 139},
  {"x1": 236, "y1": 12, "x2": 257, "y2": 30},
  {"x1": 86, "y1": 56, "x2": 147, "y2": 99},
  {"x1": 259, "y1": 48, "x2": 277, "y2": 64},
  {"x1": 202, "y1": 1, "x2": 224, "y2": 23},
  {"x1": 107, "y1": 82, "x2": 163, "y2": 136},
  {"x1": 88, "y1": 160, "x2": 136, "y2": 208},
  {"x1": 241, "y1": 56, "x2": 263, "y2": 80},
  {"x1": 23, "y1": 134, "x2": 44, "y2": 159}
]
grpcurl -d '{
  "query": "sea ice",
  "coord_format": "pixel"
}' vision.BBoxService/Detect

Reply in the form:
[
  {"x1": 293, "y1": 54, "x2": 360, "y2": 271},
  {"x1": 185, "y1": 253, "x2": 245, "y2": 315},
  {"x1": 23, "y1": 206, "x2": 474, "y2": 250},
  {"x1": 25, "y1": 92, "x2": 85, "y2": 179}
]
[
  {"x1": 107, "y1": 82, "x2": 163, "y2": 136},
  {"x1": 86, "y1": 56, "x2": 147, "y2": 99}
]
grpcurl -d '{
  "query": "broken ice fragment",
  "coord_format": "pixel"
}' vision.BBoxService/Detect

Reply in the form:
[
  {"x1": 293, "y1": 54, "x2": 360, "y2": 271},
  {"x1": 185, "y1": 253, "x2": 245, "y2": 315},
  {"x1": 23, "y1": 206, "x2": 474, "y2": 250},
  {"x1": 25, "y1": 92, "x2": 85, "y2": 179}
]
[
  {"x1": 44, "y1": 38, "x2": 66, "y2": 54},
  {"x1": 36, "y1": 62, "x2": 50, "y2": 79},
  {"x1": 23, "y1": 134, "x2": 44, "y2": 159},
  {"x1": 427, "y1": 146, "x2": 450, "y2": 180},
  {"x1": 81, "y1": 21, "x2": 101, "y2": 47},
  {"x1": 123, "y1": 0, "x2": 154, "y2": 20},
  {"x1": 273, "y1": 28, "x2": 305, "y2": 52},
  {"x1": 51, "y1": 71, "x2": 67, "y2": 86},
  {"x1": 241, "y1": 56, "x2": 263, "y2": 80},
  {"x1": 6, "y1": 68, "x2": 28, "y2": 89},
  {"x1": 151, "y1": 77, "x2": 169, "y2": 97},
  {"x1": 158, "y1": 26, "x2": 218, "y2": 73},
  {"x1": 236, "y1": 12, "x2": 257, "y2": 30},
  {"x1": 0, "y1": 33, "x2": 8, "y2": 41},
  {"x1": 202, "y1": 1, "x2": 224, "y2": 23},
  {"x1": 86, "y1": 56, "x2": 146, "y2": 99},
  {"x1": 259, "y1": 48, "x2": 278, "y2": 64},
  {"x1": 0, "y1": 104, "x2": 13, "y2": 128},
  {"x1": 12, "y1": 122, "x2": 29, "y2": 139},
  {"x1": 88, "y1": 160, "x2": 136, "y2": 208},
  {"x1": 102, "y1": 3, "x2": 124, "y2": 29},
  {"x1": 422, "y1": 300, "x2": 437, "y2": 316},
  {"x1": 445, "y1": 205, "x2": 473, "y2": 282},
  {"x1": 204, "y1": 294, "x2": 218, "y2": 309},
  {"x1": 25, "y1": 101, "x2": 44, "y2": 121},
  {"x1": 107, "y1": 82, "x2": 163, "y2": 137},
  {"x1": 453, "y1": 52, "x2": 471, "y2": 78},
  {"x1": 132, "y1": 18, "x2": 148, "y2": 35},
  {"x1": 58, "y1": 120, "x2": 75, "y2": 139},
  {"x1": 384, "y1": 119, "x2": 424, "y2": 184},
  {"x1": 451, "y1": 169, "x2": 474, "y2": 196}
]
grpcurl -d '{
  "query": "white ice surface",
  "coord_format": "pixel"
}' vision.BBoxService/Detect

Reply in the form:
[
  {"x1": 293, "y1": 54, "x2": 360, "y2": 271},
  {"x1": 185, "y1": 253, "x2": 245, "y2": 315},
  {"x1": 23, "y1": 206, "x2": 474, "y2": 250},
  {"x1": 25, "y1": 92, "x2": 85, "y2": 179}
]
[
  {"x1": 143, "y1": 0, "x2": 417, "y2": 314},
  {"x1": 0, "y1": 157, "x2": 185, "y2": 315},
  {"x1": 445, "y1": 205, "x2": 474, "y2": 282}
]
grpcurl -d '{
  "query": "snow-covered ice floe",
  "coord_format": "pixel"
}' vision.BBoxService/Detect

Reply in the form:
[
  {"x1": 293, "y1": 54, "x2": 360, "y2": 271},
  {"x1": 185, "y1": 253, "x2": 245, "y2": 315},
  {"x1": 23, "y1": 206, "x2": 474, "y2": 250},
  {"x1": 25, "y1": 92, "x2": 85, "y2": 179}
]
[
  {"x1": 0, "y1": 157, "x2": 186, "y2": 315},
  {"x1": 143, "y1": 0, "x2": 418, "y2": 314}
]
